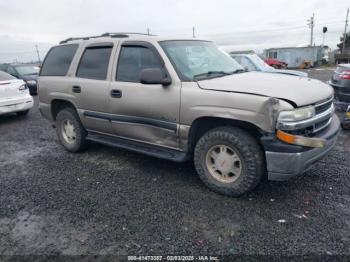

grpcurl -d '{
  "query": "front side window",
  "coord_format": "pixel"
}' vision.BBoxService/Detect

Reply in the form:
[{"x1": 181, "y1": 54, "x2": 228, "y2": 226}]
[
  {"x1": 116, "y1": 46, "x2": 162, "y2": 82},
  {"x1": 76, "y1": 46, "x2": 112, "y2": 80},
  {"x1": 40, "y1": 44, "x2": 78, "y2": 76},
  {"x1": 160, "y1": 41, "x2": 243, "y2": 81}
]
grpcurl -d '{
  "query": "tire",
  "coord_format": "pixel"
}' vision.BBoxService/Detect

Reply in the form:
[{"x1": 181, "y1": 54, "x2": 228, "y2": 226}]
[
  {"x1": 56, "y1": 107, "x2": 88, "y2": 152},
  {"x1": 341, "y1": 122, "x2": 350, "y2": 130},
  {"x1": 194, "y1": 126, "x2": 265, "y2": 197},
  {"x1": 16, "y1": 110, "x2": 29, "y2": 116}
]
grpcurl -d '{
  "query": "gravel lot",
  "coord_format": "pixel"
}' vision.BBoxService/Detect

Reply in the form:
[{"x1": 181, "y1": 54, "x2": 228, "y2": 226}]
[{"x1": 0, "y1": 68, "x2": 349, "y2": 259}]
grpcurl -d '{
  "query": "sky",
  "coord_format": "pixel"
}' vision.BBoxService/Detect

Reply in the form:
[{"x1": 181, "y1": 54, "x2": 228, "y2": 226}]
[{"x1": 0, "y1": 0, "x2": 349, "y2": 62}]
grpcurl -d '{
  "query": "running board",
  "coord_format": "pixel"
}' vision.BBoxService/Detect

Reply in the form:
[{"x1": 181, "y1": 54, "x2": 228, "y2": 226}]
[{"x1": 86, "y1": 132, "x2": 189, "y2": 162}]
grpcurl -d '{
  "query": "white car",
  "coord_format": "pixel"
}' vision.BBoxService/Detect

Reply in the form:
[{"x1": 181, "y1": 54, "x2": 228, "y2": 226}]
[{"x1": 0, "y1": 71, "x2": 33, "y2": 116}]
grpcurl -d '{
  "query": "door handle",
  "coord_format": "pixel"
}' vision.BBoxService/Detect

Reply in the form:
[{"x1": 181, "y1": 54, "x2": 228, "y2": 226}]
[
  {"x1": 72, "y1": 85, "x2": 81, "y2": 93},
  {"x1": 110, "y1": 89, "x2": 122, "y2": 98}
]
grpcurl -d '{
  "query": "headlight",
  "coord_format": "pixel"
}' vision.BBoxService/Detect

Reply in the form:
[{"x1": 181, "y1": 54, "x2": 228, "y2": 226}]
[
  {"x1": 26, "y1": 80, "x2": 37, "y2": 85},
  {"x1": 278, "y1": 106, "x2": 315, "y2": 122},
  {"x1": 19, "y1": 84, "x2": 27, "y2": 91}
]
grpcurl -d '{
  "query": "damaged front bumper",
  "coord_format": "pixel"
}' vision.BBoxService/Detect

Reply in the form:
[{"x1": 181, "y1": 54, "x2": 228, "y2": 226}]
[{"x1": 261, "y1": 115, "x2": 340, "y2": 181}]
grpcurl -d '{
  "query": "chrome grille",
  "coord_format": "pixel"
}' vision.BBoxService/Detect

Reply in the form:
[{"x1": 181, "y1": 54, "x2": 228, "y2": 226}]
[{"x1": 277, "y1": 97, "x2": 334, "y2": 135}]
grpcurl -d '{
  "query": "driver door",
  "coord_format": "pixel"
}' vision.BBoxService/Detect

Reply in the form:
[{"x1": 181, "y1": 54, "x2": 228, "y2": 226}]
[{"x1": 108, "y1": 41, "x2": 181, "y2": 149}]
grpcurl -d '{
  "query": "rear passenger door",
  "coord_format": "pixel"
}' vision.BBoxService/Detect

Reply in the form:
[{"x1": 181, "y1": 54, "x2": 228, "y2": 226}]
[{"x1": 72, "y1": 43, "x2": 114, "y2": 133}]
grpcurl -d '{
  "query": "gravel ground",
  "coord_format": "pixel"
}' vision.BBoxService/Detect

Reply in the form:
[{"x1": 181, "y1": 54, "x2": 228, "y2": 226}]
[{"x1": 0, "y1": 68, "x2": 349, "y2": 259}]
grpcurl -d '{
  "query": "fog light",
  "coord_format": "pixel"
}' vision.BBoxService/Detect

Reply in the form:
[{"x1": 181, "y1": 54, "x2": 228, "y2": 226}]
[{"x1": 277, "y1": 130, "x2": 326, "y2": 148}]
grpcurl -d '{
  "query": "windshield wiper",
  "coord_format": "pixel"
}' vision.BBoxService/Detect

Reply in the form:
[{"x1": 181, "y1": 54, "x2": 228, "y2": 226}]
[
  {"x1": 231, "y1": 69, "x2": 245, "y2": 74},
  {"x1": 193, "y1": 71, "x2": 233, "y2": 80}
]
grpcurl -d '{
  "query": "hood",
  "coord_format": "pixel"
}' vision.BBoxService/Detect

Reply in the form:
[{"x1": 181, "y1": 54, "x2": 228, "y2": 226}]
[
  {"x1": 197, "y1": 72, "x2": 333, "y2": 107},
  {"x1": 274, "y1": 69, "x2": 308, "y2": 77}
]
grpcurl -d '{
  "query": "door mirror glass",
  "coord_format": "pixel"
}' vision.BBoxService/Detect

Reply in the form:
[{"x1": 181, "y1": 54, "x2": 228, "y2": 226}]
[{"x1": 140, "y1": 68, "x2": 171, "y2": 86}]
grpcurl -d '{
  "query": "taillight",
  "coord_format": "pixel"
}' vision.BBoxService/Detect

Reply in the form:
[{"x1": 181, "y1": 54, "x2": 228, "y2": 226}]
[
  {"x1": 19, "y1": 84, "x2": 27, "y2": 91},
  {"x1": 339, "y1": 70, "x2": 350, "y2": 80}
]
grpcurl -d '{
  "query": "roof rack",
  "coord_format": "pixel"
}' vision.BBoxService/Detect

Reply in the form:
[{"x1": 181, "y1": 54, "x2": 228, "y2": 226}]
[
  {"x1": 59, "y1": 32, "x2": 155, "y2": 44},
  {"x1": 101, "y1": 32, "x2": 155, "y2": 37}
]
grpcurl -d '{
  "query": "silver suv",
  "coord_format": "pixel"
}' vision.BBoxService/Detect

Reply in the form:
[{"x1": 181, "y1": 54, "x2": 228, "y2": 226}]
[{"x1": 38, "y1": 33, "x2": 340, "y2": 197}]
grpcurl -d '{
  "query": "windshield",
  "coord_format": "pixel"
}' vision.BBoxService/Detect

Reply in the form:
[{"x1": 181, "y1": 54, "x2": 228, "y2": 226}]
[
  {"x1": 249, "y1": 54, "x2": 274, "y2": 70},
  {"x1": 15, "y1": 65, "x2": 40, "y2": 76},
  {"x1": 160, "y1": 41, "x2": 243, "y2": 81},
  {"x1": 0, "y1": 71, "x2": 15, "y2": 81}
]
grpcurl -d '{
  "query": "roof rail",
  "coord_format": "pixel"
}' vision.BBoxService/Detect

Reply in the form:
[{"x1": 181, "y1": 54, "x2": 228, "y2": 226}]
[
  {"x1": 59, "y1": 32, "x2": 155, "y2": 44},
  {"x1": 59, "y1": 36, "x2": 98, "y2": 44},
  {"x1": 101, "y1": 32, "x2": 156, "y2": 37}
]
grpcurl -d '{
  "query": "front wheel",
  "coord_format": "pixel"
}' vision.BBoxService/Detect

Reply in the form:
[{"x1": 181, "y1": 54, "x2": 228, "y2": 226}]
[
  {"x1": 56, "y1": 108, "x2": 88, "y2": 152},
  {"x1": 194, "y1": 126, "x2": 265, "y2": 197}
]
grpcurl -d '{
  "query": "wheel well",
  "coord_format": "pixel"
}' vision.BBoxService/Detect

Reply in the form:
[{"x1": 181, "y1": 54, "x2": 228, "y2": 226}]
[
  {"x1": 51, "y1": 99, "x2": 76, "y2": 120},
  {"x1": 188, "y1": 117, "x2": 264, "y2": 153}
]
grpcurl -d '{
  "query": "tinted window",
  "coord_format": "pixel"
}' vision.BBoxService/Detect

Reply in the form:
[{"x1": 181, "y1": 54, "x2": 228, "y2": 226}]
[
  {"x1": 6, "y1": 66, "x2": 18, "y2": 77},
  {"x1": 0, "y1": 64, "x2": 8, "y2": 71},
  {"x1": 0, "y1": 71, "x2": 15, "y2": 81},
  {"x1": 40, "y1": 44, "x2": 78, "y2": 76},
  {"x1": 116, "y1": 46, "x2": 162, "y2": 82},
  {"x1": 76, "y1": 46, "x2": 112, "y2": 80}
]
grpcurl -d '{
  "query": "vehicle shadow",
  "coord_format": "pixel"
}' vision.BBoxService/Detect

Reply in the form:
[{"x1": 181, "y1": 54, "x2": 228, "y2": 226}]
[
  {"x1": 86, "y1": 140, "x2": 309, "y2": 203},
  {"x1": 0, "y1": 113, "x2": 26, "y2": 125}
]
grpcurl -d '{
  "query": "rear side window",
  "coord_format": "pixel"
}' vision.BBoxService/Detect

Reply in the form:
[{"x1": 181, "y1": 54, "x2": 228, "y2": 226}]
[
  {"x1": 76, "y1": 46, "x2": 112, "y2": 80},
  {"x1": 116, "y1": 46, "x2": 162, "y2": 82},
  {"x1": 40, "y1": 44, "x2": 78, "y2": 76},
  {"x1": 0, "y1": 71, "x2": 15, "y2": 81}
]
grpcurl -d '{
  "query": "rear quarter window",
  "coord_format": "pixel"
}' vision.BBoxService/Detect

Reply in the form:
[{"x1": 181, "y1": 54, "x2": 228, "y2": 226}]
[{"x1": 40, "y1": 44, "x2": 78, "y2": 76}]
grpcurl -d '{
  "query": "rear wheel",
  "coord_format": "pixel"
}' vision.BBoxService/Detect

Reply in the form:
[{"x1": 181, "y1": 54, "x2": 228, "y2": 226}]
[
  {"x1": 56, "y1": 108, "x2": 88, "y2": 152},
  {"x1": 16, "y1": 110, "x2": 29, "y2": 116},
  {"x1": 194, "y1": 126, "x2": 265, "y2": 197}
]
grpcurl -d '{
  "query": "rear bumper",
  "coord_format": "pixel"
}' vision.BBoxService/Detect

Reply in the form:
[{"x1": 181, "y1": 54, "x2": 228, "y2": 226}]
[
  {"x1": 0, "y1": 96, "x2": 34, "y2": 115},
  {"x1": 263, "y1": 115, "x2": 340, "y2": 181},
  {"x1": 328, "y1": 81, "x2": 350, "y2": 102}
]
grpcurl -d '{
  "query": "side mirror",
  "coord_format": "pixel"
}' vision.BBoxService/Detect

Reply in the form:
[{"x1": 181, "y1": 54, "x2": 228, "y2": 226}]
[{"x1": 140, "y1": 68, "x2": 171, "y2": 86}]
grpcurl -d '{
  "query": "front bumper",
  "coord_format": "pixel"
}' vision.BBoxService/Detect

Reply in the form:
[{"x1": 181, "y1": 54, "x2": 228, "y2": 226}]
[
  {"x1": 263, "y1": 115, "x2": 340, "y2": 181},
  {"x1": 0, "y1": 96, "x2": 34, "y2": 115}
]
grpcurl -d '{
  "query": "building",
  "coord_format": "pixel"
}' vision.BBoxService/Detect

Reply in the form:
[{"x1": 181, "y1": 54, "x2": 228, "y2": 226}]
[{"x1": 263, "y1": 46, "x2": 326, "y2": 68}]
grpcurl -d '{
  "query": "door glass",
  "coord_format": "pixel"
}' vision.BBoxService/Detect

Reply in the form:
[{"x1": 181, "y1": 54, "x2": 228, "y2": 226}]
[
  {"x1": 40, "y1": 44, "x2": 78, "y2": 76},
  {"x1": 116, "y1": 46, "x2": 162, "y2": 82},
  {"x1": 76, "y1": 46, "x2": 112, "y2": 80}
]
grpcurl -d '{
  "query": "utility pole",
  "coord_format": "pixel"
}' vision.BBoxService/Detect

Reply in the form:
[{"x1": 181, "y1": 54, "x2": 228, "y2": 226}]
[
  {"x1": 307, "y1": 14, "x2": 315, "y2": 46},
  {"x1": 342, "y1": 8, "x2": 349, "y2": 54},
  {"x1": 35, "y1": 45, "x2": 41, "y2": 64},
  {"x1": 147, "y1": 28, "x2": 150, "y2": 35},
  {"x1": 192, "y1": 26, "x2": 196, "y2": 38}
]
